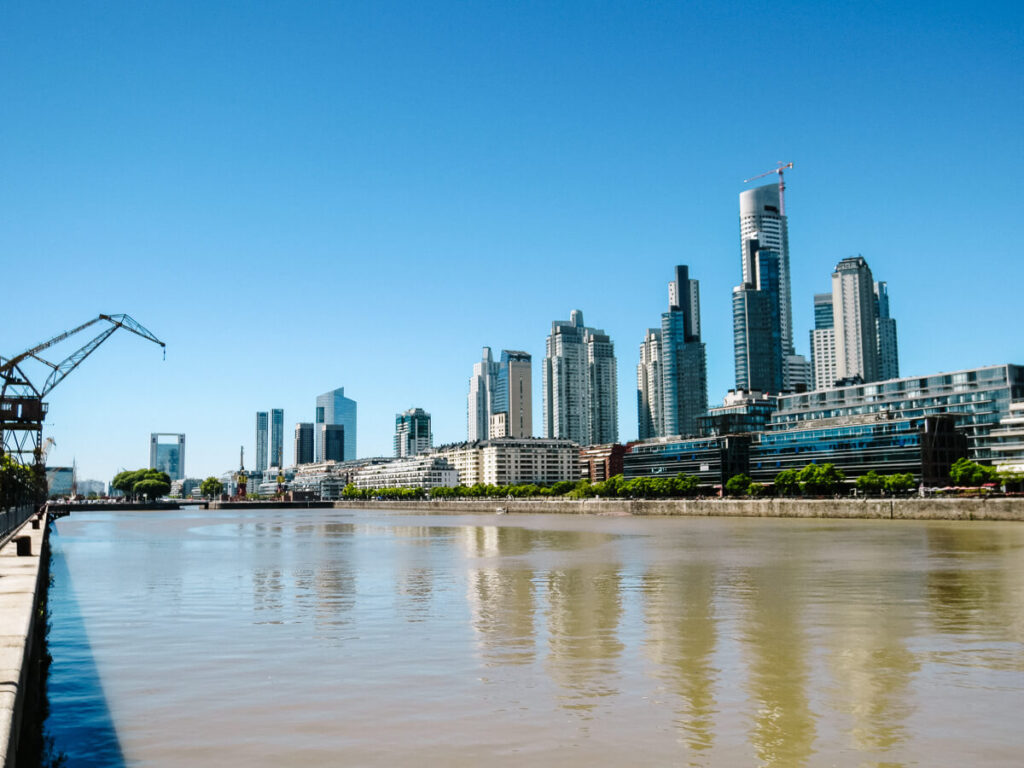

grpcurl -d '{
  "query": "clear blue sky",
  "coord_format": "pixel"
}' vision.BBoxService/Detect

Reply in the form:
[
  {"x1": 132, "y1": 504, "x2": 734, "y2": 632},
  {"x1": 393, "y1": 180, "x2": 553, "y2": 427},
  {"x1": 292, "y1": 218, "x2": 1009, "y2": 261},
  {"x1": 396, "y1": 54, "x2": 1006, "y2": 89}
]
[{"x1": 2, "y1": 1, "x2": 1021, "y2": 482}]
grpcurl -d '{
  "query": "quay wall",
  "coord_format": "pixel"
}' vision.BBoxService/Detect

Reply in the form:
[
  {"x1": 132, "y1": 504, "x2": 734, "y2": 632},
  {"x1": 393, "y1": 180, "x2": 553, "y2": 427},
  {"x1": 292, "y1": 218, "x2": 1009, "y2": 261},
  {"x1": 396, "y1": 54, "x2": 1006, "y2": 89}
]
[
  {"x1": 0, "y1": 512, "x2": 48, "y2": 768},
  {"x1": 332, "y1": 497, "x2": 1024, "y2": 521}
]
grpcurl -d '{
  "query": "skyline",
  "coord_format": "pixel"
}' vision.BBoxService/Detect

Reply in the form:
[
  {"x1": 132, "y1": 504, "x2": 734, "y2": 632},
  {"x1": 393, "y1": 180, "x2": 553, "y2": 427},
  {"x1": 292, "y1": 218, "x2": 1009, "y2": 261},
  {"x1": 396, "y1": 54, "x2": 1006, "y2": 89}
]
[{"x1": 2, "y1": 1, "x2": 1021, "y2": 480}]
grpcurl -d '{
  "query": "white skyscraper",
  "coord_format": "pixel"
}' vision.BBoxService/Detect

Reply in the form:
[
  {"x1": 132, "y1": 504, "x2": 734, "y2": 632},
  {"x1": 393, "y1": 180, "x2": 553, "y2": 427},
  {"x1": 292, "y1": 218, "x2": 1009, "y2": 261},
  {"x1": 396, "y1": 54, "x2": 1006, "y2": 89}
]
[
  {"x1": 467, "y1": 347, "x2": 499, "y2": 442},
  {"x1": 832, "y1": 256, "x2": 880, "y2": 383},
  {"x1": 636, "y1": 328, "x2": 663, "y2": 440},
  {"x1": 467, "y1": 347, "x2": 533, "y2": 441},
  {"x1": 543, "y1": 310, "x2": 617, "y2": 446}
]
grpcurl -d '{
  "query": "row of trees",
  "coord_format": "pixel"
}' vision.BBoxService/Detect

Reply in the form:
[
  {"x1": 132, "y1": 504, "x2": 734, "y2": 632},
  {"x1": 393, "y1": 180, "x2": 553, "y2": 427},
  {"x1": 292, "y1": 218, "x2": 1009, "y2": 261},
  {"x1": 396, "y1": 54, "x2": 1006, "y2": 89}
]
[
  {"x1": 0, "y1": 455, "x2": 46, "y2": 510},
  {"x1": 111, "y1": 469, "x2": 171, "y2": 501}
]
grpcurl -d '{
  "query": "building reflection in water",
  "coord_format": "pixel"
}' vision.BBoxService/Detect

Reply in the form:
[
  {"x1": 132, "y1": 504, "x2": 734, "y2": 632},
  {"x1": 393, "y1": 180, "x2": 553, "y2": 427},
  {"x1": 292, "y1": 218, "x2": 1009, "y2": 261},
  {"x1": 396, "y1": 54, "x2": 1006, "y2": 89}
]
[
  {"x1": 736, "y1": 560, "x2": 816, "y2": 768},
  {"x1": 463, "y1": 526, "x2": 538, "y2": 666},
  {"x1": 642, "y1": 563, "x2": 719, "y2": 759},
  {"x1": 544, "y1": 533, "x2": 625, "y2": 716}
]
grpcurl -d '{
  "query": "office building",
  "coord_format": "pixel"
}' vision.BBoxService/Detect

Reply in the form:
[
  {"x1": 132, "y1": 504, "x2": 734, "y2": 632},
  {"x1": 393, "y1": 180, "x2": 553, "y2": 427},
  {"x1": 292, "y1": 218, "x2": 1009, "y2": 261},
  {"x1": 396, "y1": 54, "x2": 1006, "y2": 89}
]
[
  {"x1": 832, "y1": 256, "x2": 880, "y2": 384},
  {"x1": 636, "y1": 328, "x2": 662, "y2": 440},
  {"x1": 990, "y1": 401, "x2": 1024, "y2": 473},
  {"x1": 395, "y1": 407, "x2": 432, "y2": 458},
  {"x1": 772, "y1": 363, "x2": 1024, "y2": 462},
  {"x1": 697, "y1": 390, "x2": 778, "y2": 436},
  {"x1": 661, "y1": 265, "x2": 707, "y2": 438},
  {"x1": 543, "y1": 310, "x2": 618, "y2": 446},
  {"x1": 875, "y1": 281, "x2": 900, "y2": 381},
  {"x1": 294, "y1": 422, "x2": 314, "y2": 465},
  {"x1": 739, "y1": 184, "x2": 795, "y2": 385},
  {"x1": 149, "y1": 433, "x2": 185, "y2": 480},
  {"x1": 316, "y1": 387, "x2": 357, "y2": 462},
  {"x1": 269, "y1": 409, "x2": 284, "y2": 468},
  {"x1": 468, "y1": 348, "x2": 533, "y2": 441},
  {"x1": 319, "y1": 424, "x2": 346, "y2": 463},
  {"x1": 255, "y1": 412, "x2": 269, "y2": 473},
  {"x1": 732, "y1": 238, "x2": 783, "y2": 394}
]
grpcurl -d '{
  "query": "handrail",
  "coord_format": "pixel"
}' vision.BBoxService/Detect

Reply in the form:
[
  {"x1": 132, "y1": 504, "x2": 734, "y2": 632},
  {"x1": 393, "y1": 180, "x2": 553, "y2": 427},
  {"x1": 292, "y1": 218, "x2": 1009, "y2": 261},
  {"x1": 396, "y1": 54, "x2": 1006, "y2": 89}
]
[{"x1": 0, "y1": 504, "x2": 36, "y2": 548}]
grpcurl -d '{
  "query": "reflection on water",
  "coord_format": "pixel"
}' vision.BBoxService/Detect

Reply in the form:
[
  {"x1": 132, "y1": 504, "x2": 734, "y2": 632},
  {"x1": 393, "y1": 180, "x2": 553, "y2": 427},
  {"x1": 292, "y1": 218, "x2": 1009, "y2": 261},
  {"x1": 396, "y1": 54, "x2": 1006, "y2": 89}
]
[{"x1": 46, "y1": 511, "x2": 1024, "y2": 767}]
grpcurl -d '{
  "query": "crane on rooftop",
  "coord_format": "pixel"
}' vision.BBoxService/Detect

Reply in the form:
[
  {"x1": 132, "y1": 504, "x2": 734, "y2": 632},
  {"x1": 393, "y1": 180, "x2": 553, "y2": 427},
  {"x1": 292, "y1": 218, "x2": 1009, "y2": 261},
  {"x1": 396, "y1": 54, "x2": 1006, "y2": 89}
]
[
  {"x1": 744, "y1": 161, "x2": 795, "y2": 216},
  {"x1": 1, "y1": 314, "x2": 165, "y2": 478}
]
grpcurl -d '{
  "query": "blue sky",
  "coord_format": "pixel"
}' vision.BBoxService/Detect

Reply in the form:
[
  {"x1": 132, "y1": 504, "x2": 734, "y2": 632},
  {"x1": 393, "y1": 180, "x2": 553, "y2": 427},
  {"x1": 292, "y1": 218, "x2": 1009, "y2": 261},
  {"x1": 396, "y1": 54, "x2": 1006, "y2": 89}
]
[{"x1": 2, "y1": 1, "x2": 1021, "y2": 481}]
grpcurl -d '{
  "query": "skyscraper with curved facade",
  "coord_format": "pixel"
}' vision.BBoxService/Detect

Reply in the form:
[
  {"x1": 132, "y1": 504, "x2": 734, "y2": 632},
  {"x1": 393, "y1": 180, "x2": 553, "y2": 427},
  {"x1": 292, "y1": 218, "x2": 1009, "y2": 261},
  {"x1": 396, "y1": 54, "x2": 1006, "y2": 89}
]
[{"x1": 315, "y1": 387, "x2": 357, "y2": 462}]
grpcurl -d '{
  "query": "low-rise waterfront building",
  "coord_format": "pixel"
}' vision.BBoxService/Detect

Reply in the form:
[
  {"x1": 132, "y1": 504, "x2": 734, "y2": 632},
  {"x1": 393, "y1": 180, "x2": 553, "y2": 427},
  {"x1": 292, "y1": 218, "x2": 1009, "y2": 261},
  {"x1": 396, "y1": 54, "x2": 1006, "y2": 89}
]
[
  {"x1": 624, "y1": 436, "x2": 748, "y2": 486},
  {"x1": 698, "y1": 390, "x2": 778, "y2": 436},
  {"x1": 352, "y1": 456, "x2": 458, "y2": 490},
  {"x1": 432, "y1": 438, "x2": 578, "y2": 486},
  {"x1": 989, "y1": 401, "x2": 1024, "y2": 473},
  {"x1": 579, "y1": 443, "x2": 625, "y2": 482}
]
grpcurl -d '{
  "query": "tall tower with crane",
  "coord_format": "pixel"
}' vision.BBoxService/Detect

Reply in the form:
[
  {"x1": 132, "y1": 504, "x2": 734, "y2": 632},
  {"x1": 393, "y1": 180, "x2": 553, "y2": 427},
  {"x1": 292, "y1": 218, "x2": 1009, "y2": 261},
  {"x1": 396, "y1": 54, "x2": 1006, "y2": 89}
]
[
  {"x1": 739, "y1": 163, "x2": 799, "y2": 388},
  {"x1": 0, "y1": 314, "x2": 165, "y2": 494}
]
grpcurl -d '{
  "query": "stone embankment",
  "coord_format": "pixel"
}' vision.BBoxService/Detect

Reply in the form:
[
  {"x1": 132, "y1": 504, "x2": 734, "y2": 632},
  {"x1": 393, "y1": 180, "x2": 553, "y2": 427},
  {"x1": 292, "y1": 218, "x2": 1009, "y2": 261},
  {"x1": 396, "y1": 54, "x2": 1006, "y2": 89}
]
[
  {"x1": 334, "y1": 497, "x2": 1024, "y2": 521},
  {"x1": 0, "y1": 511, "x2": 48, "y2": 768}
]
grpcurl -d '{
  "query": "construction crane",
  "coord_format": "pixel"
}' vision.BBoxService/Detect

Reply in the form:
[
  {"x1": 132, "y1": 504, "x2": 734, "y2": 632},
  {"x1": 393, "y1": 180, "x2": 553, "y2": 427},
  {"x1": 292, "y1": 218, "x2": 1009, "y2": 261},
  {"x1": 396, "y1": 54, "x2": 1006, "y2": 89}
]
[
  {"x1": 743, "y1": 161, "x2": 794, "y2": 216},
  {"x1": 0, "y1": 314, "x2": 165, "y2": 473}
]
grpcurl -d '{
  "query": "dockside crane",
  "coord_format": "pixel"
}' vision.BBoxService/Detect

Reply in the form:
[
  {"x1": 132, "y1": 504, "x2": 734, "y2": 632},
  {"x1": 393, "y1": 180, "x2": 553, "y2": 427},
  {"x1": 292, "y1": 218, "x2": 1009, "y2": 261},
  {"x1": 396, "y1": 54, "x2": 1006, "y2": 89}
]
[
  {"x1": 744, "y1": 161, "x2": 794, "y2": 215},
  {"x1": 0, "y1": 314, "x2": 166, "y2": 475}
]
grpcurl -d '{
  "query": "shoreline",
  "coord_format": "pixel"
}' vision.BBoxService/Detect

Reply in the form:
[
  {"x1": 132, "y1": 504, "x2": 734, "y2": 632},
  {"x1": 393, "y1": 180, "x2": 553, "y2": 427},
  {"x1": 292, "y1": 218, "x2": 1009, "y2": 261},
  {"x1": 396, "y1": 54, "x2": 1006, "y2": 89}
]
[{"x1": 330, "y1": 496, "x2": 1024, "y2": 521}]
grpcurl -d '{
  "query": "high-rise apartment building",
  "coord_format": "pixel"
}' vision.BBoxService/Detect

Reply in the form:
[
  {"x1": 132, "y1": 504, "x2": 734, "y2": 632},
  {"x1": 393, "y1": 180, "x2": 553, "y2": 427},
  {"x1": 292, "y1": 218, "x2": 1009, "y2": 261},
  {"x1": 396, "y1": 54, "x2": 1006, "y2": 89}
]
[
  {"x1": 315, "y1": 387, "x2": 357, "y2": 462},
  {"x1": 732, "y1": 238, "x2": 783, "y2": 394},
  {"x1": 875, "y1": 281, "x2": 900, "y2": 381},
  {"x1": 543, "y1": 310, "x2": 618, "y2": 446},
  {"x1": 810, "y1": 293, "x2": 837, "y2": 390},
  {"x1": 832, "y1": 256, "x2": 880, "y2": 383},
  {"x1": 636, "y1": 328, "x2": 662, "y2": 440},
  {"x1": 294, "y1": 422, "x2": 314, "y2": 465},
  {"x1": 255, "y1": 412, "x2": 269, "y2": 472},
  {"x1": 740, "y1": 184, "x2": 795, "y2": 383},
  {"x1": 468, "y1": 348, "x2": 532, "y2": 441},
  {"x1": 395, "y1": 407, "x2": 433, "y2": 457},
  {"x1": 661, "y1": 265, "x2": 708, "y2": 437},
  {"x1": 270, "y1": 408, "x2": 284, "y2": 468},
  {"x1": 149, "y1": 433, "x2": 185, "y2": 480}
]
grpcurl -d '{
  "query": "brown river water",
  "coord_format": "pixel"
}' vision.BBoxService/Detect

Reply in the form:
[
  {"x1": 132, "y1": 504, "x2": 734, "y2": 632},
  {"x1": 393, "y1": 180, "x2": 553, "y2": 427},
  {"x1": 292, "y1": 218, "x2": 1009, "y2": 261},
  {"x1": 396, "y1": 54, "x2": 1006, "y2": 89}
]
[{"x1": 46, "y1": 508, "x2": 1024, "y2": 766}]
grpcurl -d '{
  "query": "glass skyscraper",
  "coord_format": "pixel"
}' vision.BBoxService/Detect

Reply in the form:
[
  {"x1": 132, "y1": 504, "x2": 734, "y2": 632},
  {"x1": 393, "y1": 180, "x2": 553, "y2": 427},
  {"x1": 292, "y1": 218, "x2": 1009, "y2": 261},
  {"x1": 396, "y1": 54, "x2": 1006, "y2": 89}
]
[
  {"x1": 294, "y1": 422, "x2": 314, "y2": 465},
  {"x1": 255, "y1": 412, "x2": 268, "y2": 472},
  {"x1": 270, "y1": 408, "x2": 284, "y2": 468},
  {"x1": 315, "y1": 387, "x2": 357, "y2": 462},
  {"x1": 394, "y1": 408, "x2": 433, "y2": 457},
  {"x1": 732, "y1": 239, "x2": 783, "y2": 394},
  {"x1": 149, "y1": 433, "x2": 185, "y2": 480},
  {"x1": 468, "y1": 348, "x2": 533, "y2": 441}
]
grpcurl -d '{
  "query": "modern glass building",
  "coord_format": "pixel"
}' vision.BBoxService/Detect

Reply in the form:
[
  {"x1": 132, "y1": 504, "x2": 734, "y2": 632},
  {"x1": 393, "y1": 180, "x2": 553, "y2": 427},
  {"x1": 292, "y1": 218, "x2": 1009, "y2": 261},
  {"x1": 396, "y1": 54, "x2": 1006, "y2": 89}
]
[
  {"x1": 493, "y1": 350, "x2": 532, "y2": 438},
  {"x1": 294, "y1": 422, "x2": 314, "y2": 465},
  {"x1": 661, "y1": 266, "x2": 707, "y2": 438},
  {"x1": 149, "y1": 433, "x2": 185, "y2": 480},
  {"x1": 467, "y1": 347, "x2": 499, "y2": 442},
  {"x1": 732, "y1": 242, "x2": 783, "y2": 394},
  {"x1": 316, "y1": 387, "x2": 357, "y2": 462},
  {"x1": 319, "y1": 424, "x2": 345, "y2": 462},
  {"x1": 394, "y1": 408, "x2": 432, "y2": 458},
  {"x1": 270, "y1": 408, "x2": 284, "y2": 468},
  {"x1": 624, "y1": 435, "x2": 749, "y2": 486},
  {"x1": 636, "y1": 328, "x2": 662, "y2": 440},
  {"x1": 772, "y1": 364, "x2": 1024, "y2": 461},
  {"x1": 255, "y1": 412, "x2": 268, "y2": 472},
  {"x1": 875, "y1": 281, "x2": 900, "y2": 381}
]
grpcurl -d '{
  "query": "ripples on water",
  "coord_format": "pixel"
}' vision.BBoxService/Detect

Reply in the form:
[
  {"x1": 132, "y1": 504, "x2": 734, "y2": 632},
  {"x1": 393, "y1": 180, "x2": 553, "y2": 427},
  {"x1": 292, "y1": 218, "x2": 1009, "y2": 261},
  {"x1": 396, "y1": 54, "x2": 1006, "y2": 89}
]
[{"x1": 45, "y1": 510, "x2": 1024, "y2": 767}]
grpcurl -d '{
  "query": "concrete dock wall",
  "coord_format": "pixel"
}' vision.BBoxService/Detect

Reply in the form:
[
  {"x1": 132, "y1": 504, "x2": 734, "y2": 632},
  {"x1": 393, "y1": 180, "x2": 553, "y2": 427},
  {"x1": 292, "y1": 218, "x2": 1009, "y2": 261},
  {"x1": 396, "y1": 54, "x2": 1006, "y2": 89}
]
[
  {"x1": 333, "y1": 497, "x2": 1024, "y2": 521},
  {"x1": 0, "y1": 512, "x2": 48, "y2": 768}
]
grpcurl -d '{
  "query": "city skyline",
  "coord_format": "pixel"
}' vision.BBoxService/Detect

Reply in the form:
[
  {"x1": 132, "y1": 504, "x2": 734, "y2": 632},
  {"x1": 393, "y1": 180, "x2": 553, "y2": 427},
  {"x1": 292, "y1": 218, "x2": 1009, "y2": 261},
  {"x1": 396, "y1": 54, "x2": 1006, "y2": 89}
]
[{"x1": 3, "y1": 2, "x2": 1020, "y2": 481}]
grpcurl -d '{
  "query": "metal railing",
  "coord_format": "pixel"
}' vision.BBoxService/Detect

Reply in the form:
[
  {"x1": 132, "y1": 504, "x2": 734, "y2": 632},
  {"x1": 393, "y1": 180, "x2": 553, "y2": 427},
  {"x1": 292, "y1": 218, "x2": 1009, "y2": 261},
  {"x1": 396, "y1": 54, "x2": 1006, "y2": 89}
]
[{"x1": 0, "y1": 504, "x2": 35, "y2": 548}]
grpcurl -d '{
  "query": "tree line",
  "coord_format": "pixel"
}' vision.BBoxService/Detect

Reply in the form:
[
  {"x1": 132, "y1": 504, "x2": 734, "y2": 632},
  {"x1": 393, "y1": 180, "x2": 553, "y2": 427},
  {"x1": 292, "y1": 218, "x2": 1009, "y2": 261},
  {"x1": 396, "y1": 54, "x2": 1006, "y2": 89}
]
[{"x1": 0, "y1": 455, "x2": 46, "y2": 509}]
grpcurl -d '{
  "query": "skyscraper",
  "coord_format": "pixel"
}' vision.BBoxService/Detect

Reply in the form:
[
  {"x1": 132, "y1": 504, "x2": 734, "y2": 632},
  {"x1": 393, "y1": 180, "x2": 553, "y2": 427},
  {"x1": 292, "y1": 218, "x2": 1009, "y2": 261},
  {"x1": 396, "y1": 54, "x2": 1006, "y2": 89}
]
[
  {"x1": 660, "y1": 265, "x2": 707, "y2": 437},
  {"x1": 270, "y1": 408, "x2": 284, "y2": 468},
  {"x1": 543, "y1": 310, "x2": 618, "y2": 446},
  {"x1": 636, "y1": 328, "x2": 662, "y2": 440},
  {"x1": 832, "y1": 256, "x2": 880, "y2": 383},
  {"x1": 255, "y1": 412, "x2": 269, "y2": 472},
  {"x1": 315, "y1": 387, "x2": 357, "y2": 462},
  {"x1": 732, "y1": 238, "x2": 783, "y2": 393},
  {"x1": 395, "y1": 408, "x2": 432, "y2": 457},
  {"x1": 875, "y1": 281, "x2": 900, "y2": 380},
  {"x1": 149, "y1": 433, "x2": 185, "y2": 480},
  {"x1": 319, "y1": 424, "x2": 345, "y2": 462},
  {"x1": 739, "y1": 184, "x2": 796, "y2": 387},
  {"x1": 294, "y1": 422, "x2": 314, "y2": 465},
  {"x1": 467, "y1": 347, "x2": 498, "y2": 442},
  {"x1": 810, "y1": 292, "x2": 837, "y2": 390}
]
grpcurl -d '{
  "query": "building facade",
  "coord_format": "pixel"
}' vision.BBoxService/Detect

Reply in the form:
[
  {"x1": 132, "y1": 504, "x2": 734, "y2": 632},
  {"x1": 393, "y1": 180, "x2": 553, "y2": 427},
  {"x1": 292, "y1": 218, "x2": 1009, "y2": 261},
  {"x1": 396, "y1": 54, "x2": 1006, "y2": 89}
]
[
  {"x1": 294, "y1": 422, "x2": 314, "y2": 465},
  {"x1": 875, "y1": 281, "x2": 900, "y2": 381},
  {"x1": 810, "y1": 293, "x2": 837, "y2": 390},
  {"x1": 319, "y1": 424, "x2": 345, "y2": 462},
  {"x1": 579, "y1": 443, "x2": 626, "y2": 483},
  {"x1": 467, "y1": 347, "x2": 499, "y2": 442},
  {"x1": 255, "y1": 412, "x2": 269, "y2": 472},
  {"x1": 149, "y1": 433, "x2": 185, "y2": 480},
  {"x1": 316, "y1": 387, "x2": 357, "y2": 462},
  {"x1": 395, "y1": 407, "x2": 432, "y2": 457},
  {"x1": 733, "y1": 239, "x2": 783, "y2": 394},
  {"x1": 432, "y1": 438, "x2": 579, "y2": 486},
  {"x1": 989, "y1": 401, "x2": 1024, "y2": 473},
  {"x1": 543, "y1": 310, "x2": 618, "y2": 446},
  {"x1": 468, "y1": 348, "x2": 533, "y2": 441},
  {"x1": 636, "y1": 328, "x2": 663, "y2": 440},
  {"x1": 832, "y1": 256, "x2": 880, "y2": 384},
  {"x1": 661, "y1": 266, "x2": 707, "y2": 438},
  {"x1": 352, "y1": 456, "x2": 458, "y2": 490}
]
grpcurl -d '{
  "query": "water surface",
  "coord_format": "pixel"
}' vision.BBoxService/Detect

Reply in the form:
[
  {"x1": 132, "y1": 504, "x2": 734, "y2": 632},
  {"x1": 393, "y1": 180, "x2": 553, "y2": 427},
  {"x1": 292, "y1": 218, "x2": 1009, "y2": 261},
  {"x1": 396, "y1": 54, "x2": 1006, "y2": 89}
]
[{"x1": 46, "y1": 509, "x2": 1024, "y2": 766}]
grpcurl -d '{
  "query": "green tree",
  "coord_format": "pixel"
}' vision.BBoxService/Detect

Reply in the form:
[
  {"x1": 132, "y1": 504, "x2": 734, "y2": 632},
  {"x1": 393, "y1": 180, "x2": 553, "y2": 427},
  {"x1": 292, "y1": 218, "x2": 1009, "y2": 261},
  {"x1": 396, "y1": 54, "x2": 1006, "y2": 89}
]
[
  {"x1": 724, "y1": 473, "x2": 752, "y2": 496},
  {"x1": 798, "y1": 463, "x2": 846, "y2": 496},
  {"x1": 883, "y1": 473, "x2": 916, "y2": 494},
  {"x1": 856, "y1": 471, "x2": 885, "y2": 496},
  {"x1": 200, "y1": 476, "x2": 224, "y2": 498},
  {"x1": 0, "y1": 454, "x2": 37, "y2": 509},
  {"x1": 747, "y1": 482, "x2": 766, "y2": 497},
  {"x1": 673, "y1": 474, "x2": 700, "y2": 497},
  {"x1": 949, "y1": 457, "x2": 998, "y2": 486},
  {"x1": 773, "y1": 469, "x2": 800, "y2": 497}
]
